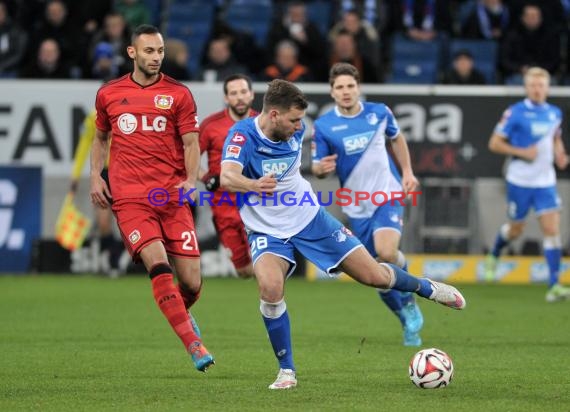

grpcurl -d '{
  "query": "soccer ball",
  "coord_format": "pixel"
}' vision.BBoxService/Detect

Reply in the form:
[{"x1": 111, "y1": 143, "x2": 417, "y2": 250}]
[{"x1": 409, "y1": 348, "x2": 454, "y2": 389}]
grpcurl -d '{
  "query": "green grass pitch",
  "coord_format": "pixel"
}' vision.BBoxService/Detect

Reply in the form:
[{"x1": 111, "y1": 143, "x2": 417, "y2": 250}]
[{"x1": 1, "y1": 275, "x2": 569, "y2": 411}]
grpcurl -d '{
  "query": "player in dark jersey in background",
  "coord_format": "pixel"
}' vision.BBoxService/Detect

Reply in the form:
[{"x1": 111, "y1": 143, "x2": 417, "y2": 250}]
[
  {"x1": 199, "y1": 74, "x2": 256, "y2": 278},
  {"x1": 90, "y1": 24, "x2": 214, "y2": 372}
]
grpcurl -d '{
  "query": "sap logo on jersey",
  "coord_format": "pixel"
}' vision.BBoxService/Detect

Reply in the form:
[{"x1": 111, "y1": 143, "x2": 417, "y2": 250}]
[
  {"x1": 530, "y1": 122, "x2": 551, "y2": 138},
  {"x1": 342, "y1": 131, "x2": 374, "y2": 155},
  {"x1": 262, "y1": 157, "x2": 295, "y2": 178},
  {"x1": 117, "y1": 113, "x2": 167, "y2": 134}
]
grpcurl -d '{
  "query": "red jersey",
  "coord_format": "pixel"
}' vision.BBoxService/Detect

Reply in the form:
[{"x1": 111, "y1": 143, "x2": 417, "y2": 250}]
[
  {"x1": 95, "y1": 73, "x2": 199, "y2": 200},
  {"x1": 199, "y1": 108, "x2": 257, "y2": 202}
]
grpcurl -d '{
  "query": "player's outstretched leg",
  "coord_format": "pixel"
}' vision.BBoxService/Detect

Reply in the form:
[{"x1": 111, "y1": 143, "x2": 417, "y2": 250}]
[
  {"x1": 341, "y1": 248, "x2": 466, "y2": 310},
  {"x1": 384, "y1": 262, "x2": 466, "y2": 309}
]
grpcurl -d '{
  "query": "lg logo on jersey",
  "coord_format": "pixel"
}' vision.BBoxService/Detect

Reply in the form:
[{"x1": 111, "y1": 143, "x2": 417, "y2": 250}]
[{"x1": 117, "y1": 113, "x2": 167, "y2": 134}]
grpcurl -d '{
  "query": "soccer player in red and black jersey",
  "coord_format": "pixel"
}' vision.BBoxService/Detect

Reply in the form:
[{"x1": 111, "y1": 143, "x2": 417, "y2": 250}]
[
  {"x1": 90, "y1": 24, "x2": 214, "y2": 372},
  {"x1": 199, "y1": 74, "x2": 256, "y2": 278}
]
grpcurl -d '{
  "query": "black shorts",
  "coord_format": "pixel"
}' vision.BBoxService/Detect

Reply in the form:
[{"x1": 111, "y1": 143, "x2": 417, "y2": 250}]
[{"x1": 100, "y1": 168, "x2": 113, "y2": 204}]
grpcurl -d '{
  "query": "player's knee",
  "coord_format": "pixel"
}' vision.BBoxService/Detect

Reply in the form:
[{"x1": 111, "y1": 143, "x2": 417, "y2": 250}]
[
  {"x1": 510, "y1": 226, "x2": 524, "y2": 239},
  {"x1": 148, "y1": 262, "x2": 172, "y2": 279},
  {"x1": 260, "y1": 298, "x2": 286, "y2": 319},
  {"x1": 376, "y1": 248, "x2": 399, "y2": 264}
]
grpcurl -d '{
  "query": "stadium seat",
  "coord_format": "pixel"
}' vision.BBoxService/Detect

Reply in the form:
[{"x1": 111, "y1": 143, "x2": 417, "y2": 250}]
[
  {"x1": 389, "y1": 34, "x2": 442, "y2": 84},
  {"x1": 143, "y1": 0, "x2": 164, "y2": 26},
  {"x1": 166, "y1": 21, "x2": 211, "y2": 76},
  {"x1": 223, "y1": 1, "x2": 273, "y2": 47},
  {"x1": 390, "y1": 59, "x2": 439, "y2": 84},
  {"x1": 449, "y1": 39, "x2": 498, "y2": 84},
  {"x1": 306, "y1": 0, "x2": 332, "y2": 36}
]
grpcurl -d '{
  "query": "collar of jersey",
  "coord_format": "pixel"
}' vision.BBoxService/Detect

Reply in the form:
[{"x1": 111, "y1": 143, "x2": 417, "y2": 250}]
[
  {"x1": 334, "y1": 101, "x2": 364, "y2": 119},
  {"x1": 524, "y1": 98, "x2": 548, "y2": 110},
  {"x1": 254, "y1": 116, "x2": 287, "y2": 145}
]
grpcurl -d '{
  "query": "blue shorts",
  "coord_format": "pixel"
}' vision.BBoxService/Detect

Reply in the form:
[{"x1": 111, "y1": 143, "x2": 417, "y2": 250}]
[
  {"x1": 348, "y1": 203, "x2": 403, "y2": 257},
  {"x1": 248, "y1": 208, "x2": 362, "y2": 276},
  {"x1": 506, "y1": 182, "x2": 561, "y2": 221}
]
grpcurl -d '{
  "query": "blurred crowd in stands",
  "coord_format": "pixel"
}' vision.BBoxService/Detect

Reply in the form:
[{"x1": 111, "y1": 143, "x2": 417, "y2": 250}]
[{"x1": 1, "y1": 0, "x2": 570, "y2": 85}]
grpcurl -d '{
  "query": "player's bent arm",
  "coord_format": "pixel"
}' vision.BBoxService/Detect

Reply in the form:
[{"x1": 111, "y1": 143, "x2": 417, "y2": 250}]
[
  {"x1": 90, "y1": 128, "x2": 111, "y2": 208},
  {"x1": 220, "y1": 162, "x2": 256, "y2": 192},
  {"x1": 91, "y1": 129, "x2": 109, "y2": 178},
  {"x1": 181, "y1": 132, "x2": 200, "y2": 186},
  {"x1": 554, "y1": 133, "x2": 569, "y2": 169},
  {"x1": 488, "y1": 132, "x2": 536, "y2": 160},
  {"x1": 311, "y1": 162, "x2": 328, "y2": 179},
  {"x1": 311, "y1": 154, "x2": 338, "y2": 178},
  {"x1": 390, "y1": 133, "x2": 414, "y2": 176}
]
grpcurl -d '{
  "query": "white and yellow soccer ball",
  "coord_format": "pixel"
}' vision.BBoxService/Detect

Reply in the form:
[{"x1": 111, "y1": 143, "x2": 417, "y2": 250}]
[{"x1": 409, "y1": 348, "x2": 454, "y2": 389}]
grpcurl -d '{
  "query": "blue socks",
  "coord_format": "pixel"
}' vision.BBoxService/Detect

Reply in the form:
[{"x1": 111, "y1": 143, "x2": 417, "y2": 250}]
[
  {"x1": 544, "y1": 247, "x2": 561, "y2": 288},
  {"x1": 378, "y1": 290, "x2": 405, "y2": 326},
  {"x1": 262, "y1": 311, "x2": 294, "y2": 370},
  {"x1": 492, "y1": 224, "x2": 511, "y2": 258},
  {"x1": 388, "y1": 263, "x2": 421, "y2": 292}
]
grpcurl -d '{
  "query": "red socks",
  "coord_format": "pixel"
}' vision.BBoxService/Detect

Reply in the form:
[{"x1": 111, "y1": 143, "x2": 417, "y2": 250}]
[{"x1": 151, "y1": 273, "x2": 200, "y2": 350}]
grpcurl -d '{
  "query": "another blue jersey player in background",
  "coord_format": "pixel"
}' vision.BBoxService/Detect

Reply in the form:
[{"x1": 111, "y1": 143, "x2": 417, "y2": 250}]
[
  {"x1": 312, "y1": 62, "x2": 424, "y2": 347},
  {"x1": 220, "y1": 79, "x2": 466, "y2": 390},
  {"x1": 486, "y1": 67, "x2": 570, "y2": 302}
]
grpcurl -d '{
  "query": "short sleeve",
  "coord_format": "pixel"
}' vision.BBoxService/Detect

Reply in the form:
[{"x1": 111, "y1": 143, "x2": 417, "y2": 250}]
[
  {"x1": 494, "y1": 107, "x2": 514, "y2": 138},
  {"x1": 176, "y1": 88, "x2": 200, "y2": 136},
  {"x1": 312, "y1": 123, "x2": 332, "y2": 162},
  {"x1": 94, "y1": 89, "x2": 110, "y2": 132},
  {"x1": 384, "y1": 105, "x2": 400, "y2": 139},
  {"x1": 222, "y1": 126, "x2": 251, "y2": 167}
]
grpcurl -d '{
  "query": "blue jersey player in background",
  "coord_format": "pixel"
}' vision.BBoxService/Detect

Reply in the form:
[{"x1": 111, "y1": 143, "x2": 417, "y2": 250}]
[
  {"x1": 220, "y1": 79, "x2": 466, "y2": 390},
  {"x1": 312, "y1": 62, "x2": 424, "y2": 347},
  {"x1": 486, "y1": 67, "x2": 570, "y2": 302}
]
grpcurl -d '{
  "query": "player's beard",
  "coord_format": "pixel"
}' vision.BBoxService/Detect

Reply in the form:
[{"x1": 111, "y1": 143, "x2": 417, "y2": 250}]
[
  {"x1": 272, "y1": 126, "x2": 292, "y2": 142},
  {"x1": 229, "y1": 102, "x2": 250, "y2": 118},
  {"x1": 138, "y1": 61, "x2": 161, "y2": 78}
]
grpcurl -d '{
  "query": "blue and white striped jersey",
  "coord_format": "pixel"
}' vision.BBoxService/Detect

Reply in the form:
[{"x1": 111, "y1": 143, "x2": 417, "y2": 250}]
[
  {"x1": 495, "y1": 98, "x2": 562, "y2": 188},
  {"x1": 221, "y1": 116, "x2": 319, "y2": 238},
  {"x1": 313, "y1": 101, "x2": 403, "y2": 218}
]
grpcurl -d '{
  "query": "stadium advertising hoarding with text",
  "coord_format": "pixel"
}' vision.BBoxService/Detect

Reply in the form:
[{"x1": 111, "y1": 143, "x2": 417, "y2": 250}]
[{"x1": 2, "y1": 81, "x2": 570, "y2": 179}]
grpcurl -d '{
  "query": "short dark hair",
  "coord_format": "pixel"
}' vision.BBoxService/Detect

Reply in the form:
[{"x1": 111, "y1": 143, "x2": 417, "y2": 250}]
[
  {"x1": 453, "y1": 49, "x2": 473, "y2": 60},
  {"x1": 263, "y1": 79, "x2": 308, "y2": 113},
  {"x1": 223, "y1": 74, "x2": 252, "y2": 95},
  {"x1": 329, "y1": 62, "x2": 360, "y2": 86},
  {"x1": 131, "y1": 24, "x2": 160, "y2": 45}
]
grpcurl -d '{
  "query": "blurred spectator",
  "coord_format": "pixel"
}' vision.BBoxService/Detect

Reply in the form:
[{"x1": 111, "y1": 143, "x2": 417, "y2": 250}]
[
  {"x1": 30, "y1": 0, "x2": 81, "y2": 68},
  {"x1": 91, "y1": 41, "x2": 119, "y2": 81},
  {"x1": 161, "y1": 38, "x2": 192, "y2": 80},
  {"x1": 500, "y1": 5, "x2": 560, "y2": 82},
  {"x1": 208, "y1": 20, "x2": 266, "y2": 75},
  {"x1": 336, "y1": 0, "x2": 381, "y2": 26},
  {"x1": 198, "y1": 37, "x2": 249, "y2": 82},
  {"x1": 19, "y1": 37, "x2": 71, "y2": 78},
  {"x1": 73, "y1": 0, "x2": 113, "y2": 34},
  {"x1": 329, "y1": 8, "x2": 380, "y2": 73},
  {"x1": 267, "y1": 0, "x2": 328, "y2": 81},
  {"x1": 386, "y1": 0, "x2": 453, "y2": 41},
  {"x1": 89, "y1": 12, "x2": 131, "y2": 78},
  {"x1": 461, "y1": 0, "x2": 509, "y2": 40},
  {"x1": 329, "y1": 29, "x2": 378, "y2": 82},
  {"x1": 441, "y1": 49, "x2": 487, "y2": 84},
  {"x1": 506, "y1": 0, "x2": 566, "y2": 34},
  {"x1": 114, "y1": 0, "x2": 149, "y2": 31},
  {"x1": 0, "y1": 0, "x2": 28, "y2": 77},
  {"x1": 262, "y1": 39, "x2": 312, "y2": 82}
]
